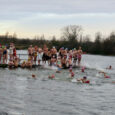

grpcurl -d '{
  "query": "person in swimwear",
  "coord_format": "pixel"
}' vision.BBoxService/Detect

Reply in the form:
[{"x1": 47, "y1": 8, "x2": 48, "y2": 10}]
[
  {"x1": 56, "y1": 56, "x2": 62, "y2": 68},
  {"x1": 51, "y1": 48, "x2": 57, "y2": 66},
  {"x1": 9, "y1": 43, "x2": 14, "y2": 61},
  {"x1": 99, "y1": 71, "x2": 110, "y2": 78},
  {"x1": 61, "y1": 56, "x2": 68, "y2": 68},
  {"x1": 26, "y1": 58, "x2": 33, "y2": 68},
  {"x1": 28, "y1": 45, "x2": 34, "y2": 63},
  {"x1": 73, "y1": 48, "x2": 78, "y2": 66},
  {"x1": 59, "y1": 47, "x2": 64, "y2": 58},
  {"x1": 48, "y1": 74, "x2": 55, "y2": 79},
  {"x1": 77, "y1": 76, "x2": 90, "y2": 83},
  {"x1": 69, "y1": 68, "x2": 75, "y2": 78},
  {"x1": 21, "y1": 60, "x2": 26, "y2": 68},
  {"x1": 106, "y1": 65, "x2": 112, "y2": 70},
  {"x1": 33, "y1": 46, "x2": 38, "y2": 65},
  {"x1": 38, "y1": 48, "x2": 43, "y2": 65},
  {"x1": 13, "y1": 46, "x2": 17, "y2": 59},
  {"x1": 56, "y1": 56, "x2": 62, "y2": 73},
  {"x1": 8, "y1": 58, "x2": 14, "y2": 68},
  {"x1": 14, "y1": 56, "x2": 20, "y2": 68},
  {"x1": 42, "y1": 45, "x2": 49, "y2": 64},
  {"x1": 32, "y1": 74, "x2": 36, "y2": 79},
  {"x1": 81, "y1": 66, "x2": 85, "y2": 72},
  {"x1": 47, "y1": 50, "x2": 52, "y2": 66},
  {"x1": 77, "y1": 46, "x2": 83, "y2": 66},
  {"x1": 68, "y1": 57, "x2": 72, "y2": 68}
]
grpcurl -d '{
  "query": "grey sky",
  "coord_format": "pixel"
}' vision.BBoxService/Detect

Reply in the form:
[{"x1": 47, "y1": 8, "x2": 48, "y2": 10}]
[
  {"x1": 0, "y1": 0, "x2": 115, "y2": 38},
  {"x1": 1, "y1": 0, "x2": 115, "y2": 14}
]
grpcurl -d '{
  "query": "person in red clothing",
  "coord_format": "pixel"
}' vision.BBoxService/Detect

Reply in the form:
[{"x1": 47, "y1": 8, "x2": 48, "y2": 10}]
[
  {"x1": 48, "y1": 74, "x2": 55, "y2": 79},
  {"x1": 77, "y1": 76, "x2": 90, "y2": 84},
  {"x1": 99, "y1": 71, "x2": 110, "y2": 78},
  {"x1": 69, "y1": 68, "x2": 75, "y2": 78}
]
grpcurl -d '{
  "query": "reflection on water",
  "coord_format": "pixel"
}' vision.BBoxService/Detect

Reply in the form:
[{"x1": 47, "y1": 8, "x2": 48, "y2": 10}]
[{"x1": 0, "y1": 54, "x2": 115, "y2": 115}]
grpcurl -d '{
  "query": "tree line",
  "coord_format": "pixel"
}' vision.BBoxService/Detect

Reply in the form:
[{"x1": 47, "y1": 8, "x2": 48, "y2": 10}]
[{"x1": 0, "y1": 25, "x2": 115, "y2": 55}]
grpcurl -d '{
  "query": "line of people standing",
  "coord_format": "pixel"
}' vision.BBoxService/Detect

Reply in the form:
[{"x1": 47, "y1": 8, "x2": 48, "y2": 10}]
[{"x1": 27, "y1": 44, "x2": 83, "y2": 68}]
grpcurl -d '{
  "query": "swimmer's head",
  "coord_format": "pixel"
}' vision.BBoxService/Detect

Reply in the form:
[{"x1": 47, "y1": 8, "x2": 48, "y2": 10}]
[
  {"x1": 32, "y1": 74, "x2": 36, "y2": 78},
  {"x1": 83, "y1": 76, "x2": 87, "y2": 79},
  {"x1": 109, "y1": 65, "x2": 112, "y2": 69}
]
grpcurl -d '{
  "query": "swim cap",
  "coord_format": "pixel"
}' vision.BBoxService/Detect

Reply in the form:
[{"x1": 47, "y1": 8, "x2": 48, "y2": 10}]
[{"x1": 83, "y1": 76, "x2": 87, "y2": 79}]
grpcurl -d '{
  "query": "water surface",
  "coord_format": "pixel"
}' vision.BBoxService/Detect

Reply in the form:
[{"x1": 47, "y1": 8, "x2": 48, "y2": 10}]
[{"x1": 0, "y1": 54, "x2": 115, "y2": 115}]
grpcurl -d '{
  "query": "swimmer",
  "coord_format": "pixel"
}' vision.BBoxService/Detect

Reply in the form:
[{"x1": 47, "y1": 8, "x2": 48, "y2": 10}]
[
  {"x1": 106, "y1": 65, "x2": 112, "y2": 70},
  {"x1": 81, "y1": 66, "x2": 85, "y2": 72},
  {"x1": 32, "y1": 74, "x2": 36, "y2": 78},
  {"x1": 48, "y1": 74, "x2": 55, "y2": 79},
  {"x1": 99, "y1": 71, "x2": 110, "y2": 78},
  {"x1": 77, "y1": 76, "x2": 90, "y2": 83},
  {"x1": 69, "y1": 68, "x2": 75, "y2": 78}
]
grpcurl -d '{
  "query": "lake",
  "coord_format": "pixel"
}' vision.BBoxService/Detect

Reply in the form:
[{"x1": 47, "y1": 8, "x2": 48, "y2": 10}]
[{"x1": 0, "y1": 53, "x2": 115, "y2": 115}]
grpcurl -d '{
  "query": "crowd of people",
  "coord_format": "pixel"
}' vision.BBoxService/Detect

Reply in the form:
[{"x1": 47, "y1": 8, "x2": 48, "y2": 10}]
[
  {"x1": 0, "y1": 43, "x2": 113, "y2": 84},
  {"x1": 26, "y1": 44, "x2": 83, "y2": 69},
  {"x1": 0, "y1": 43, "x2": 20, "y2": 68},
  {"x1": 0, "y1": 43, "x2": 83, "y2": 69}
]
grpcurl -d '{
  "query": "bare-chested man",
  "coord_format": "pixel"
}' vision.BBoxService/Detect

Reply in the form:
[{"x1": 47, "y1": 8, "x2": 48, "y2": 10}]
[
  {"x1": 42, "y1": 44, "x2": 49, "y2": 64},
  {"x1": 33, "y1": 46, "x2": 38, "y2": 65},
  {"x1": 77, "y1": 46, "x2": 83, "y2": 66},
  {"x1": 73, "y1": 48, "x2": 78, "y2": 66},
  {"x1": 28, "y1": 45, "x2": 34, "y2": 63}
]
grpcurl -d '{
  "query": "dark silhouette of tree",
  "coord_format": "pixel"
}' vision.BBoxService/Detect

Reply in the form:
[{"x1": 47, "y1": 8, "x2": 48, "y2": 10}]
[{"x1": 0, "y1": 26, "x2": 115, "y2": 55}]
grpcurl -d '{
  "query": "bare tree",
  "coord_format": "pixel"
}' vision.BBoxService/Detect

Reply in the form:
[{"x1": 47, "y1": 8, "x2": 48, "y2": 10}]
[{"x1": 62, "y1": 25, "x2": 83, "y2": 41}]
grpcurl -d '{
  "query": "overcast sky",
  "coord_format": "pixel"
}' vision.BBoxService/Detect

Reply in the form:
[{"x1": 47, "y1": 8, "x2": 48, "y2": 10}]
[{"x1": 0, "y1": 0, "x2": 115, "y2": 39}]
